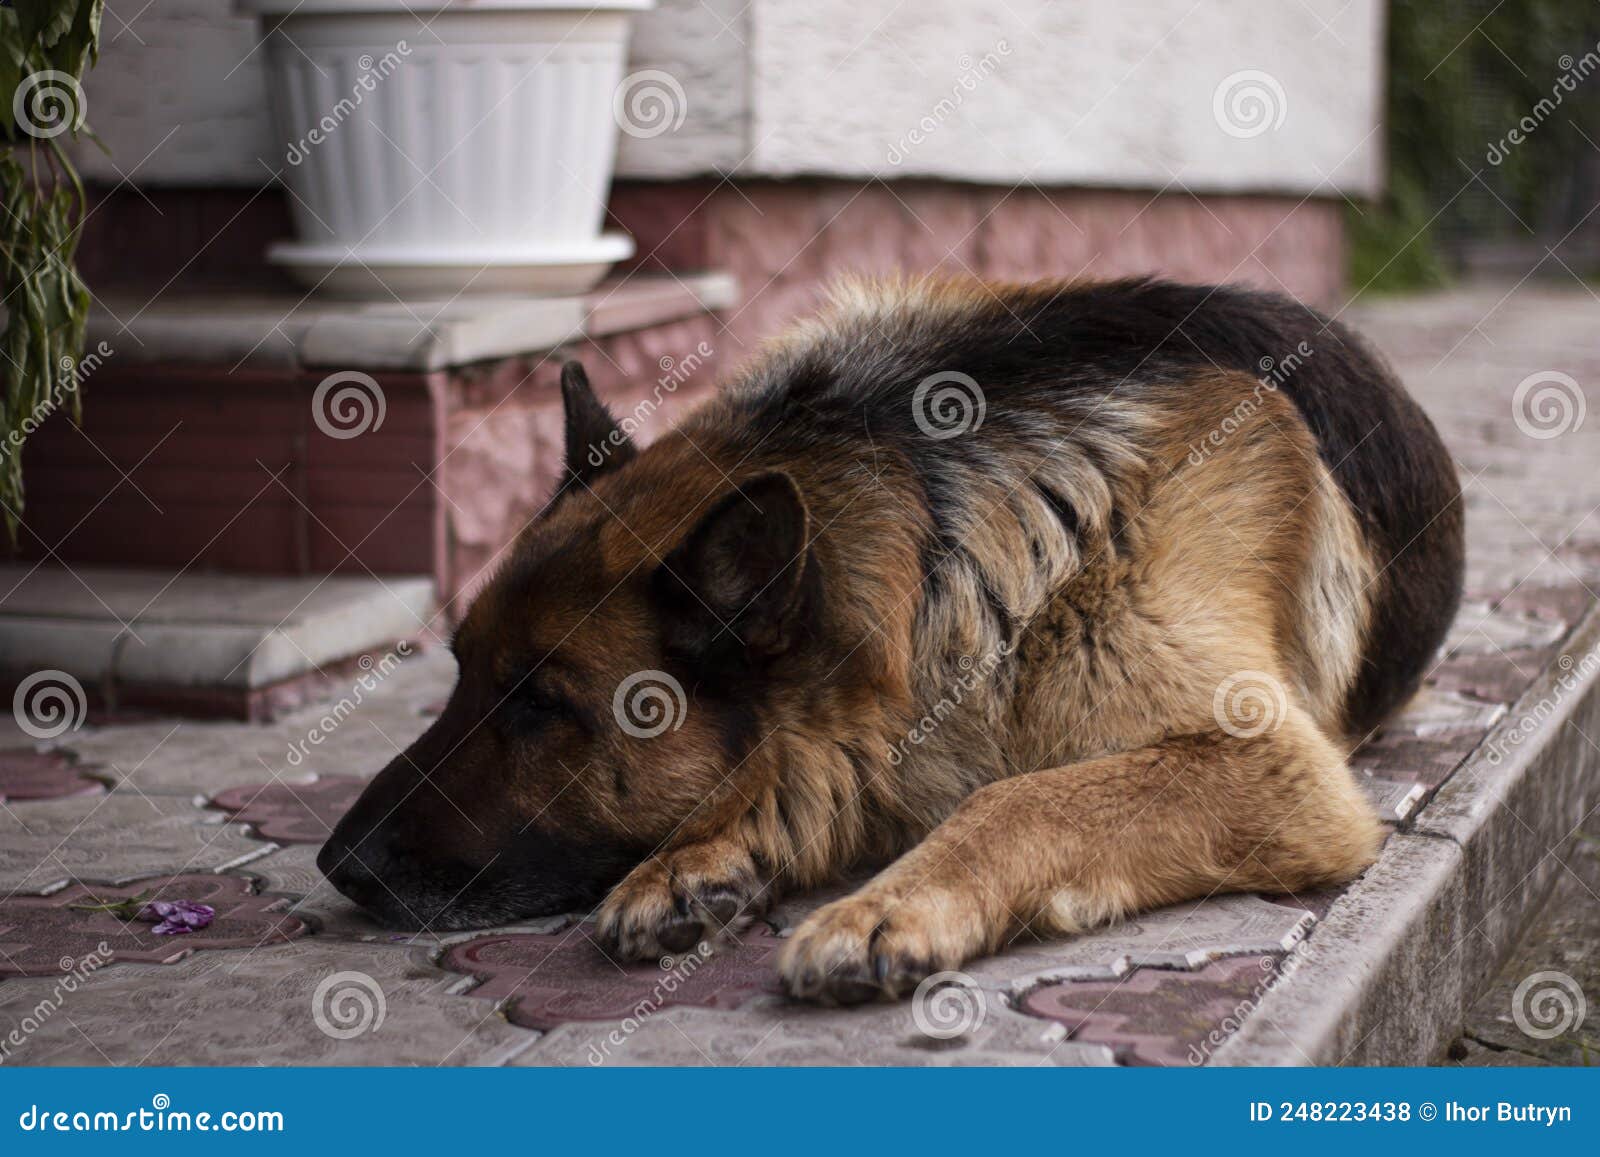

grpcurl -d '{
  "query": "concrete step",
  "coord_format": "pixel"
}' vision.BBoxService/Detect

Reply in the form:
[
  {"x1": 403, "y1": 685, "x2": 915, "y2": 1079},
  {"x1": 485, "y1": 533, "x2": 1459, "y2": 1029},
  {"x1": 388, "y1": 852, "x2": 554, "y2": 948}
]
[
  {"x1": 15, "y1": 273, "x2": 734, "y2": 616},
  {"x1": 0, "y1": 565, "x2": 434, "y2": 721}
]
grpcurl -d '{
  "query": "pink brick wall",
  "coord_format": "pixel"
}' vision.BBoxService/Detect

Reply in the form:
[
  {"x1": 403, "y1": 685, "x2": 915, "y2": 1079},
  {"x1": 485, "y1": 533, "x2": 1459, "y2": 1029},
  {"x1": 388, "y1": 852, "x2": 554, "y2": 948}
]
[
  {"x1": 609, "y1": 179, "x2": 1346, "y2": 361},
  {"x1": 17, "y1": 365, "x2": 444, "y2": 584}
]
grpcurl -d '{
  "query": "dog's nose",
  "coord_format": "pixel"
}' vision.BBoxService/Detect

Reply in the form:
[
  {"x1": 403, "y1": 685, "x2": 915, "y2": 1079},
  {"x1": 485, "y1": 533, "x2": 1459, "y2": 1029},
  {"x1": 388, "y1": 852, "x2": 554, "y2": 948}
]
[{"x1": 317, "y1": 835, "x2": 390, "y2": 908}]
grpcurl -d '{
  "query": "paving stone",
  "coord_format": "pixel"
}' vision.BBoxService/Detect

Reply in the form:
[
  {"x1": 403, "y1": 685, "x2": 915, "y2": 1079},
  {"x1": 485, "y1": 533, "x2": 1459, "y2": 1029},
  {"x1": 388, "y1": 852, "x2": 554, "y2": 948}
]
[
  {"x1": 1266, "y1": 885, "x2": 1346, "y2": 922},
  {"x1": 208, "y1": 776, "x2": 365, "y2": 844},
  {"x1": 962, "y1": 894, "x2": 1315, "y2": 992},
  {"x1": 1355, "y1": 775, "x2": 1429, "y2": 824},
  {"x1": 56, "y1": 646, "x2": 455, "y2": 795},
  {"x1": 1426, "y1": 649, "x2": 1553, "y2": 706},
  {"x1": 0, "y1": 939, "x2": 536, "y2": 1066},
  {"x1": 1445, "y1": 598, "x2": 1568, "y2": 656},
  {"x1": 444, "y1": 922, "x2": 787, "y2": 1030},
  {"x1": 521, "y1": 999, "x2": 1118, "y2": 1066},
  {"x1": 1021, "y1": 956, "x2": 1279, "y2": 1066},
  {"x1": 1348, "y1": 728, "x2": 1484, "y2": 789},
  {"x1": 0, "y1": 749, "x2": 104, "y2": 803},
  {"x1": 1385, "y1": 686, "x2": 1507, "y2": 737},
  {"x1": 1494, "y1": 583, "x2": 1596, "y2": 628},
  {"x1": 0, "y1": 874, "x2": 307, "y2": 977},
  {"x1": 0, "y1": 793, "x2": 273, "y2": 894}
]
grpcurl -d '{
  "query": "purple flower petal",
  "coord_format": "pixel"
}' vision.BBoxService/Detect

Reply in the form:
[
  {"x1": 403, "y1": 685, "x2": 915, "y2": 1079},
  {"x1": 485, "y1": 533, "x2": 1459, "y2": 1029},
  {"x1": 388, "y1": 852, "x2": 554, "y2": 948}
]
[{"x1": 138, "y1": 900, "x2": 215, "y2": 931}]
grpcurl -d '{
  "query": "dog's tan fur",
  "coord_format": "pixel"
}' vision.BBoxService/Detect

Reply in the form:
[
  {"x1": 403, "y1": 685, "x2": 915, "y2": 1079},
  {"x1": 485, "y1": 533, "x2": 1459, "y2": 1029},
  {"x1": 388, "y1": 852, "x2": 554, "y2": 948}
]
[
  {"x1": 596, "y1": 340, "x2": 1384, "y2": 997},
  {"x1": 325, "y1": 276, "x2": 1462, "y2": 1004}
]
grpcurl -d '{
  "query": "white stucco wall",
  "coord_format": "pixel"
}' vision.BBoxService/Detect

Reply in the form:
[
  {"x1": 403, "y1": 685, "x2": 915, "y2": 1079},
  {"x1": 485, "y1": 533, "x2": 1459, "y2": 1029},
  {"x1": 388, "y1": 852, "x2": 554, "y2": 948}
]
[{"x1": 69, "y1": 0, "x2": 1384, "y2": 196}]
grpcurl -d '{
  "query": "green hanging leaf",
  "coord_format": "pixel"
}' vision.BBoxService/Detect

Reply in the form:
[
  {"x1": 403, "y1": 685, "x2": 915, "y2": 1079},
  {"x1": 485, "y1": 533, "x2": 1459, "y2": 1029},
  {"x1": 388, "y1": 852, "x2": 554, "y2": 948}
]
[{"x1": 0, "y1": 0, "x2": 103, "y2": 543}]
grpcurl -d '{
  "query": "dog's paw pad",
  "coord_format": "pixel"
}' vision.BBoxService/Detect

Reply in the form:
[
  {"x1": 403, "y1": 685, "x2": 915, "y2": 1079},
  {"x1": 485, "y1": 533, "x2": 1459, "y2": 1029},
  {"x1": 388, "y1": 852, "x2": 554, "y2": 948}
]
[
  {"x1": 595, "y1": 848, "x2": 766, "y2": 961},
  {"x1": 777, "y1": 891, "x2": 953, "y2": 1005}
]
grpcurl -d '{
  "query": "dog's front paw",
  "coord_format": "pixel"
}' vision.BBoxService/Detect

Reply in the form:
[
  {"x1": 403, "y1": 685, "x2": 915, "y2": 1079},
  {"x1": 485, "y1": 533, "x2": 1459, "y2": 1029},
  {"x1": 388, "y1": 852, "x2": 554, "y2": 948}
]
[
  {"x1": 777, "y1": 886, "x2": 975, "y2": 1005},
  {"x1": 595, "y1": 841, "x2": 767, "y2": 961}
]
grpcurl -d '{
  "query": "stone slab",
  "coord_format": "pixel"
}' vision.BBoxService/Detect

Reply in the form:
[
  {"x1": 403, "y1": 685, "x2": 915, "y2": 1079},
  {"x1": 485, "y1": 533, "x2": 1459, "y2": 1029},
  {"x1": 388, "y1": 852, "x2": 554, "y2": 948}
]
[
  {"x1": 1348, "y1": 729, "x2": 1483, "y2": 790},
  {"x1": 0, "y1": 939, "x2": 537, "y2": 1066},
  {"x1": 1355, "y1": 775, "x2": 1429, "y2": 825},
  {"x1": 0, "y1": 750, "x2": 104, "y2": 804},
  {"x1": 0, "y1": 874, "x2": 308, "y2": 977},
  {"x1": 961, "y1": 894, "x2": 1315, "y2": 993},
  {"x1": 89, "y1": 273, "x2": 737, "y2": 372},
  {"x1": 443, "y1": 923, "x2": 787, "y2": 1031},
  {"x1": 1444, "y1": 599, "x2": 1568, "y2": 657},
  {"x1": 1427, "y1": 648, "x2": 1553, "y2": 707},
  {"x1": 1383, "y1": 687, "x2": 1506, "y2": 738},
  {"x1": 0, "y1": 793, "x2": 274, "y2": 895},
  {"x1": 520, "y1": 1000, "x2": 1117, "y2": 1067},
  {"x1": 209, "y1": 777, "x2": 367, "y2": 845},
  {"x1": 0, "y1": 566, "x2": 435, "y2": 691},
  {"x1": 1023, "y1": 956, "x2": 1281, "y2": 1067},
  {"x1": 55, "y1": 646, "x2": 453, "y2": 794}
]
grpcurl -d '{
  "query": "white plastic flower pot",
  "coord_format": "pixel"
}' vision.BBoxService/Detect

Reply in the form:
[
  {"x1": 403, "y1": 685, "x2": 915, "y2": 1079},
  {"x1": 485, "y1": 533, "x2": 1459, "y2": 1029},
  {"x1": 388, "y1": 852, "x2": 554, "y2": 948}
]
[{"x1": 238, "y1": 0, "x2": 654, "y2": 298}]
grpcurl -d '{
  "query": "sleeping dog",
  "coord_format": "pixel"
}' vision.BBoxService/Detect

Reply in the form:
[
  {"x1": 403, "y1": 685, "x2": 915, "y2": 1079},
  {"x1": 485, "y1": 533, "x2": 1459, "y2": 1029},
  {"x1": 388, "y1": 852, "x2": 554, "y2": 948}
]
[{"x1": 320, "y1": 277, "x2": 1463, "y2": 1004}]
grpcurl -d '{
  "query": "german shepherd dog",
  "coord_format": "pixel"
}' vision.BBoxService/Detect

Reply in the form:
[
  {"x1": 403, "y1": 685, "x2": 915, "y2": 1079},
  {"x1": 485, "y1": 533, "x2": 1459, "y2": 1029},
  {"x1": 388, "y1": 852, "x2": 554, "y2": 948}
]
[{"x1": 321, "y1": 277, "x2": 1463, "y2": 1004}]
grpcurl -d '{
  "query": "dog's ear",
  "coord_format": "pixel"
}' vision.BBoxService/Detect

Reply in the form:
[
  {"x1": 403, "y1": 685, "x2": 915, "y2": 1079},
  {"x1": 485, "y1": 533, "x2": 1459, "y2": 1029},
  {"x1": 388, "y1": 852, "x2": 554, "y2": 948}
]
[
  {"x1": 560, "y1": 360, "x2": 636, "y2": 486},
  {"x1": 657, "y1": 472, "x2": 813, "y2": 665}
]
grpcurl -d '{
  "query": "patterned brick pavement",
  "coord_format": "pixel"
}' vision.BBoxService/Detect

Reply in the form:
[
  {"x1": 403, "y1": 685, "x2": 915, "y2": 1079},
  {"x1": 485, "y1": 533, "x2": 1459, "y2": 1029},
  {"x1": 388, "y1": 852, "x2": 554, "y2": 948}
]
[{"x1": 1, "y1": 284, "x2": 1596, "y2": 1065}]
